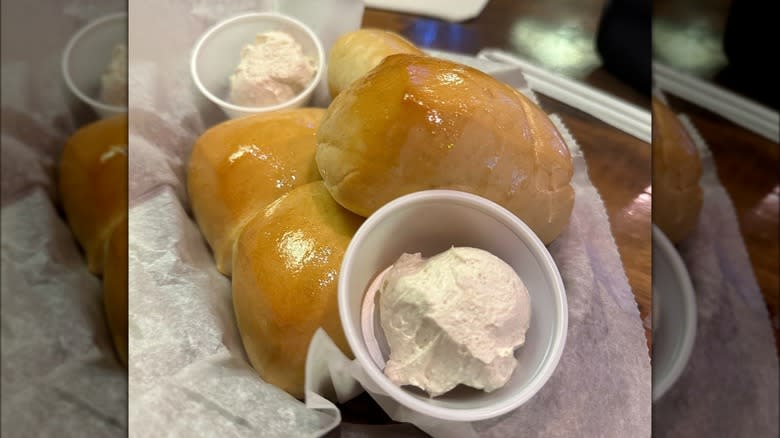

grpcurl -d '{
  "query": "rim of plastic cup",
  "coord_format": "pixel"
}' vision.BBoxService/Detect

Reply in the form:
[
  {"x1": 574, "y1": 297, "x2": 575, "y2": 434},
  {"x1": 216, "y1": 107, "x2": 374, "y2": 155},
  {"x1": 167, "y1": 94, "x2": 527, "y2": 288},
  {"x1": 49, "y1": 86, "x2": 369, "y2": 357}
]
[
  {"x1": 652, "y1": 225, "x2": 697, "y2": 402},
  {"x1": 338, "y1": 190, "x2": 568, "y2": 422},
  {"x1": 189, "y1": 12, "x2": 325, "y2": 115},
  {"x1": 61, "y1": 12, "x2": 128, "y2": 114}
]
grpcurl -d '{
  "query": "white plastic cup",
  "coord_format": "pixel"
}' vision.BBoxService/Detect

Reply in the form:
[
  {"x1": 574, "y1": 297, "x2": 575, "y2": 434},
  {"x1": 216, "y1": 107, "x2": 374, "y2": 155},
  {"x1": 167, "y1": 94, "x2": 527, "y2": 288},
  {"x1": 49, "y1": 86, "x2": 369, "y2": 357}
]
[
  {"x1": 61, "y1": 12, "x2": 127, "y2": 119},
  {"x1": 338, "y1": 190, "x2": 568, "y2": 422},
  {"x1": 651, "y1": 225, "x2": 696, "y2": 402},
  {"x1": 190, "y1": 12, "x2": 325, "y2": 120}
]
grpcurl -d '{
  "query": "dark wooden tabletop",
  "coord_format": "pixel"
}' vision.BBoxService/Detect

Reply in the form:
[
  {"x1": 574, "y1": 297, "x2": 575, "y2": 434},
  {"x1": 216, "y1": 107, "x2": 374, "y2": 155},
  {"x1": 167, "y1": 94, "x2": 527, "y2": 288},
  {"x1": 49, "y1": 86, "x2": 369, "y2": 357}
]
[{"x1": 363, "y1": 1, "x2": 654, "y2": 350}]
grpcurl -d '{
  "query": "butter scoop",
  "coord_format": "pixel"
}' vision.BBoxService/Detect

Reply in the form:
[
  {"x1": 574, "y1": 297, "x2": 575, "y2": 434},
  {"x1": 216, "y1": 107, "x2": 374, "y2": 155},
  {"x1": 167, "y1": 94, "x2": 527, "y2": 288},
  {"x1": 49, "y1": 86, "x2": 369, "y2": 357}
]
[
  {"x1": 228, "y1": 31, "x2": 316, "y2": 107},
  {"x1": 378, "y1": 247, "x2": 531, "y2": 397}
]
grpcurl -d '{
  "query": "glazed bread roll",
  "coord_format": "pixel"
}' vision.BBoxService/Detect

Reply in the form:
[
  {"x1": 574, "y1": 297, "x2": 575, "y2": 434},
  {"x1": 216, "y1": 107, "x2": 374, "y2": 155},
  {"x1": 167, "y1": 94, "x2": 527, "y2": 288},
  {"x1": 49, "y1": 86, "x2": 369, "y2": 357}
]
[
  {"x1": 58, "y1": 113, "x2": 128, "y2": 275},
  {"x1": 652, "y1": 98, "x2": 702, "y2": 243},
  {"x1": 103, "y1": 216, "x2": 128, "y2": 366},
  {"x1": 232, "y1": 181, "x2": 361, "y2": 398},
  {"x1": 59, "y1": 113, "x2": 128, "y2": 366},
  {"x1": 317, "y1": 54, "x2": 575, "y2": 244},
  {"x1": 187, "y1": 108, "x2": 325, "y2": 275},
  {"x1": 328, "y1": 28, "x2": 423, "y2": 98}
]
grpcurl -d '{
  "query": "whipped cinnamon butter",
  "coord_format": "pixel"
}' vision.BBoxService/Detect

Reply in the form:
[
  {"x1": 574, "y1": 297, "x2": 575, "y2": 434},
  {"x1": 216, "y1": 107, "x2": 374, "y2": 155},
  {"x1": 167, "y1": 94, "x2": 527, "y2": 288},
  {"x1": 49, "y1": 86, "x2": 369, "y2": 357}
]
[
  {"x1": 379, "y1": 247, "x2": 531, "y2": 397},
  {"x1": 228, "y1": 31, "x2": 316, "y2": 107}
]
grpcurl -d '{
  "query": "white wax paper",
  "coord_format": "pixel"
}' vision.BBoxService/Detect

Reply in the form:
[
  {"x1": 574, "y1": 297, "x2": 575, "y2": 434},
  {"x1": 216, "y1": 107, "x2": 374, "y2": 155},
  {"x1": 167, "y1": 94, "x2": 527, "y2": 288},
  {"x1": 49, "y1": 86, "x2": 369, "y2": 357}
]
[
  {"x1": 1, "y1": 1, "x2": 127, "y2": 436},
  {"x1": 651, "y1": 113, "x2": 779, "y2": 436},
  {"x1": 128, "y1": 1, "x2": 650, "y2": 436}
]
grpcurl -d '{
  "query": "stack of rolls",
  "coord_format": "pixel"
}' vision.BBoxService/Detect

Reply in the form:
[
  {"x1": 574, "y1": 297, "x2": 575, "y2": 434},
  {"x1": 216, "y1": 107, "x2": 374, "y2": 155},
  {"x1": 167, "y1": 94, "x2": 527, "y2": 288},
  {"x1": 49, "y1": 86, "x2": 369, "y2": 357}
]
[
  {"x1": 188, "y1": 108, "x2": 363, "y2": 398},
  {"x1": 187, "y1": 28, "x2": 575, "y2": 398},
  {"x1": 58, "y1": 113, "x2": 128, "y2": 366}
]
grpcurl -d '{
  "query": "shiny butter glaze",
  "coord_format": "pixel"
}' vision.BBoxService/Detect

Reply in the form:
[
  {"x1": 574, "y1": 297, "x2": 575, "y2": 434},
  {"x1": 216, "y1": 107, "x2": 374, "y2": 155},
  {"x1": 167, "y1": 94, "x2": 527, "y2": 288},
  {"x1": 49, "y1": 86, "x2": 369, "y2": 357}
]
[
  {"x1": 232, "y1": 181, "x2": 361, "y2": 399},
  {"x1": 187, "y1": 108, "x2": 324, "y2": 275},
  {"x1": 317, "y1": 54, "x2": 574, "y2": 244},
  {"x1": 58, "y1": 113, "x2": 128, "y2": 275}
]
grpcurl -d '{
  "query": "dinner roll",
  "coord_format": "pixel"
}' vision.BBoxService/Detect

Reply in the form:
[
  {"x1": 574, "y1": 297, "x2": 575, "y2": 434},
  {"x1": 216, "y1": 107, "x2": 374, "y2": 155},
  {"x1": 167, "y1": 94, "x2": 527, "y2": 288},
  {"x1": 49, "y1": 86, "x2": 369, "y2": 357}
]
[
  {"x1": 58, "y1": 113, "x2": 128, "y2": 275},
  {"x1": 187, "y1": 108, "x2": 325, "y2": 275},
  {"x1": 652, "y1": 98, "x2": 703, "y2": 243},
  {"x1": 232, "y1": 181, "x2": 361, "y2": 399},
  {"x1": 103, "y1": 215, "x2": 127, "y2": 366},
  {"x1": 328, "y1": 29, "x2": 423, "y2": 98},
  {"x1": 316, "y1": 54, "x2": 574, "y2": 244}
]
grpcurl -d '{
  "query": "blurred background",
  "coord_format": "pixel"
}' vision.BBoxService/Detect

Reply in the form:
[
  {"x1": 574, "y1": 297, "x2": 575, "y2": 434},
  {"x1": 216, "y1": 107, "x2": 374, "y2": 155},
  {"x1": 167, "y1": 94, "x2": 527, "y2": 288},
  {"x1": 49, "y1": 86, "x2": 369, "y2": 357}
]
[
  {"x1": 364, "y1": 0, "x2": 649, "y2": 107},
  {"x1": 650, "y1": 0, "x2": 779, "y2": 436},
  {"x1": 655, "y1": 0, "x2": 778, "y2": 110}
]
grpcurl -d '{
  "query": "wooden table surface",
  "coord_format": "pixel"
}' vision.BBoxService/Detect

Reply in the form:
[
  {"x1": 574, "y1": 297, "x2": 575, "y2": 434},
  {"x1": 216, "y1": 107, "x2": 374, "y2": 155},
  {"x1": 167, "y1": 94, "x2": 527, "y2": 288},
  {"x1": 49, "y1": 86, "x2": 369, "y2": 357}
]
[{"x1": 362, "y1": 1, "x2": 654, "y2": 348}]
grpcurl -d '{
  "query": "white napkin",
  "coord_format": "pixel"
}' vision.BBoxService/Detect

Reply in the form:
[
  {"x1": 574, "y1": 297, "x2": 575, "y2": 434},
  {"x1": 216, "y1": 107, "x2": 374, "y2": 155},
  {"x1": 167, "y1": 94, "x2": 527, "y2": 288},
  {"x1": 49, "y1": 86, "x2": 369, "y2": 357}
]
[
  {"x1": 364, "y1": 0, "x2": 489, "y2": 22},
  {"x1": 1, "y1": 1, "x2": 127, "y2": 436},
  {"x1": 128, "y1": 1, "x2": 650, "y2": 436},
  {"x1": 651, "y1": 114, "x2": 779, "y2": 436}
]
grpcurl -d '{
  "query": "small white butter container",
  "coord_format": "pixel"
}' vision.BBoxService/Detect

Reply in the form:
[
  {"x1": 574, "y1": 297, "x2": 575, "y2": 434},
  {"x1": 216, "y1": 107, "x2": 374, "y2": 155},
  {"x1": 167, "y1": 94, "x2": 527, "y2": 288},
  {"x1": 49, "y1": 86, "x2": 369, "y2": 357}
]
[
  {"x1": 190, "y1": 12, "x2": 325, "y2": 120},
  {"x1": 61, "y1": 12, "x2": 128, "y2": 119},
  {"x1": 651, "y1": 225, "x2": 696, "y2": 402},
  {"x1": 338, "y1": 190, "x2": 568, "y2": 422}
]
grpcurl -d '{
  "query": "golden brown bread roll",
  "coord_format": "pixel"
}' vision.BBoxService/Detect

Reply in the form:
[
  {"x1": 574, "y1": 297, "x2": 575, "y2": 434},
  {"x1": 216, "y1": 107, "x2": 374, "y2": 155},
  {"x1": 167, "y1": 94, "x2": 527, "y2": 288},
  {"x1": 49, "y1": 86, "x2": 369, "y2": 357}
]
[
  {"x1": 187, "y1": 108, "x2": 325, "y2": 275},
  {"x1": 232, "y1": 181, "x2": 361, "y2": 398},
  {"x1": 328, "y1": 28, "x2": 423, "y2": 98},
  {"x1": 58, "y1": 113, "x2": 128, "y2": 275},
  {"x1": 652, "y1": 98, "x2": 703, "y2": 243},
  {"x1": 316, "y1": 54, "x2": 575, "y2": 244},
  {"x1": 58, "y1": 113, "x2": 128, "y2": 366},
  {"x1": 103, "y1": 215, "x2": 128, "y2": 366}
]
